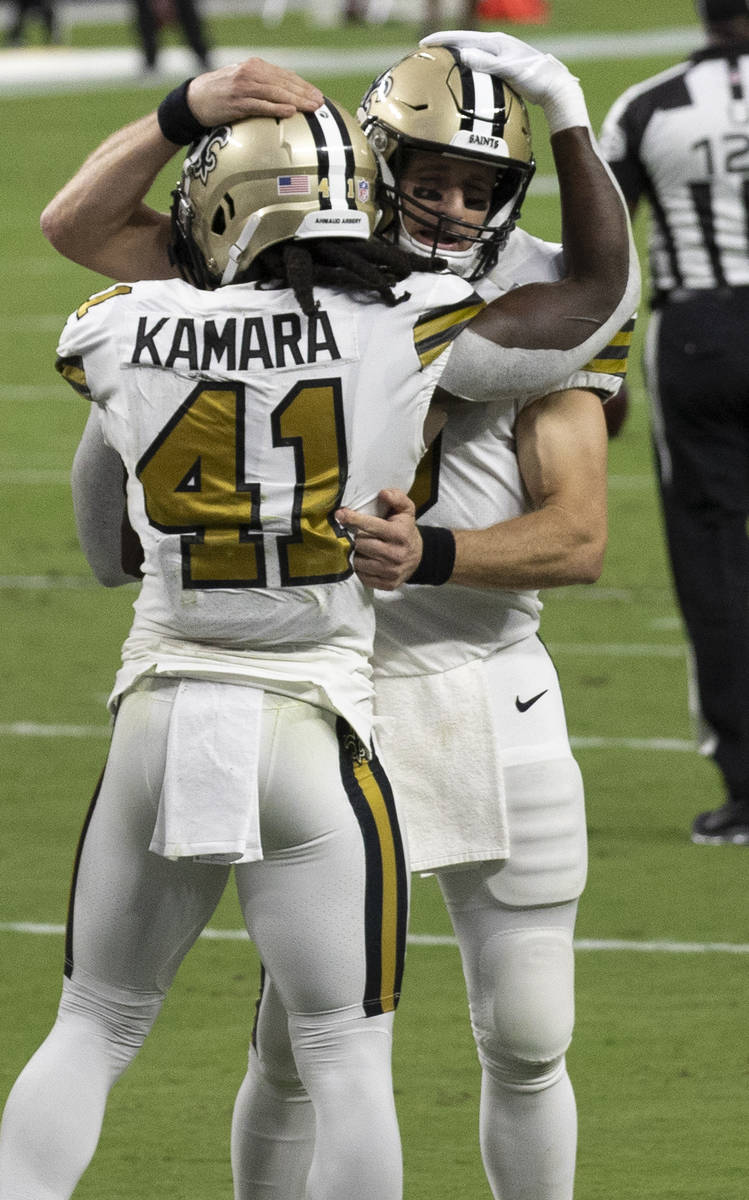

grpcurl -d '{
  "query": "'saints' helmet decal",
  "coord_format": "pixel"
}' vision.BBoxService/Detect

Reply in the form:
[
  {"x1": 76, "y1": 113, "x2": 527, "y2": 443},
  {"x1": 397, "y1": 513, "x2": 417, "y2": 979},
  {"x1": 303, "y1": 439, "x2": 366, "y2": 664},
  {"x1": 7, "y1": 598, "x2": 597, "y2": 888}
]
[
  {"x1": 358, "y1": 45, "x2": 535, "y2": 280},
  {"x1": 171, "y1": 99, "x2": 380, "y2": 289}
]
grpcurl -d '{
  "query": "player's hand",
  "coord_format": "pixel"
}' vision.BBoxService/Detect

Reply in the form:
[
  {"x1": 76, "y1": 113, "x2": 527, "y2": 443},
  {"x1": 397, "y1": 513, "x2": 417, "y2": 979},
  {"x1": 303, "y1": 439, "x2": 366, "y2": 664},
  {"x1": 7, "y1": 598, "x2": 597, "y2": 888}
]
[
  {"x1": 335, "y1": 489, "x2": 423, "y2": 590},
  {"x1": 187, "y1": 58, "x2": 324, "y2": 125},
  {"x1": 419, "y1": 30, "x2": 589, "y2": 134}
]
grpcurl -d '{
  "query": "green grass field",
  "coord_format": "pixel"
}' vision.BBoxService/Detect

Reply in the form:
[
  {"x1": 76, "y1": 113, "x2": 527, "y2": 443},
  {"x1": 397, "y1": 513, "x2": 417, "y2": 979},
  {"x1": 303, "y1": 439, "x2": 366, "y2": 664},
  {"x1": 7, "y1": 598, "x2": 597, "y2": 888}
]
[{"x1": 1, "y1": 3, "x2": 748, "y2": 1197}]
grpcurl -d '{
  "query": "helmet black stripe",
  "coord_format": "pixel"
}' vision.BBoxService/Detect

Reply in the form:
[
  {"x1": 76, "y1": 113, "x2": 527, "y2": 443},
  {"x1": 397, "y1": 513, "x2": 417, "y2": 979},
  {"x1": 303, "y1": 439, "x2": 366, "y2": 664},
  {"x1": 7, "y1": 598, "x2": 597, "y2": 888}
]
[
  {"x1": 304, "y1": 102, "x2": 361, "y2": 212},
  {"x1": 490, "y1": 74, "x2": 508, "y2": 132},
  {"x1": 304, "y1": 109, "x2": 332, "y2": 210},
  {"x1": 456, "y1": 58, "x2": 477, "y2": 135},
  {"x1": 452, "y1": 53, "x2": 506, "y2": 140},
  {"x1": 325, "y1": 97, "x2": 359, "y2": 210}
]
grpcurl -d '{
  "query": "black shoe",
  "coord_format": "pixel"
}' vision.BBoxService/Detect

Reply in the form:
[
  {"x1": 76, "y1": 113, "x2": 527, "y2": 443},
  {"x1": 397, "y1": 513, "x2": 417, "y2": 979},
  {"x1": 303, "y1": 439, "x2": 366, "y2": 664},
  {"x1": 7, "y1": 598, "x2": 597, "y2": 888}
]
[{"x1": 691, "y1": 800, "x2": 749, "y2": 845}]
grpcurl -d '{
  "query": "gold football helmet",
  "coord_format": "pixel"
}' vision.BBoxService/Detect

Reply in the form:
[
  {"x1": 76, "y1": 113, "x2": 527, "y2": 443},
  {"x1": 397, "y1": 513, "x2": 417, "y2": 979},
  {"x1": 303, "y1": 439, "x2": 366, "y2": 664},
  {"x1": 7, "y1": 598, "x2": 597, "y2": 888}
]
[
  {"x1": 171, "y1": 100, "x2": 380, "y2": 289},
  {"x1": 358, "y1": 45, "x2": 535, "y2": 279}
]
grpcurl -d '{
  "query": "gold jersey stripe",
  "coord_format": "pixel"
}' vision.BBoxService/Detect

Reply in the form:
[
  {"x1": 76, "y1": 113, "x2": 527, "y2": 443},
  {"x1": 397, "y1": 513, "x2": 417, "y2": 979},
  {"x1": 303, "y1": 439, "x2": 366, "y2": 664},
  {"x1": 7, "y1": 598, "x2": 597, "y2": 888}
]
[
  {"x1": 55, "y1": 355, "x2": 91, "y2": 397},
  {"x1": 581, "y1": 318, "x2": 635, "y2": 375},
  {"x1": 584, "y1": 358, "x2": 630, "y2": 376},
  {"x1": 414, "y1": 295, "x2": 486, "y2": 367},
  {"x1": 352, "y1": 757, "x2": 400, "y2": 1009},
  {"x1": 75, "y1": 284, "x2": 132, "y2": 319},
  {"x1": 338, "y1": 720, "x2": 408, "y2": 1016},
  {"x1": 609, "y1": 329, "x2": 635, "y2": 347}
]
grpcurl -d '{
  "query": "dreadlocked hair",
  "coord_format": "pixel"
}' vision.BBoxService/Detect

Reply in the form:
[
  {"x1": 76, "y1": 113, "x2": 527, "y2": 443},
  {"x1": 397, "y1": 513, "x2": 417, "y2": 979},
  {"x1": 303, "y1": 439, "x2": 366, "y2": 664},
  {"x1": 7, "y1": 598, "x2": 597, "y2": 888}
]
[{"x1": 252, "y1": 238, "x2": 448, "y2": 317}]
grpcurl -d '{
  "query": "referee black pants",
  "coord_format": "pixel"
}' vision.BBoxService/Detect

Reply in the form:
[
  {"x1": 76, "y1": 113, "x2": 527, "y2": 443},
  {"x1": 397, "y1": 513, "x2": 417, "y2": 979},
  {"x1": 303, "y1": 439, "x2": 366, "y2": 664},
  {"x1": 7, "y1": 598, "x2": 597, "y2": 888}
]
[
  {"x1": 646, "y1": 289, "x2": 749, "y2": 801},
  {"x1": 132, "y1": 0, "x2": 209, "y2": 69}
]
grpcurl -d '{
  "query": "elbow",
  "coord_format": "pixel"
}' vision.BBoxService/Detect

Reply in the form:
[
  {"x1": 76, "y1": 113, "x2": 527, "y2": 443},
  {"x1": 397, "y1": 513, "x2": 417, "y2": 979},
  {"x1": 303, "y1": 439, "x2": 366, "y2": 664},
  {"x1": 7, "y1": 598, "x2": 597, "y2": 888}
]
[
  {"x1": 40, "y1": 201, "x2": 79, "y2": 258},
  {"x1": 40, "y1": 201, "x2": 65, "y2": 251},
  {"x1": 41, "y1": 199, "x2": 91, "y2": 262},
  {"x1": 571, "y1": 535, "x2": 607, "y2": 585}
]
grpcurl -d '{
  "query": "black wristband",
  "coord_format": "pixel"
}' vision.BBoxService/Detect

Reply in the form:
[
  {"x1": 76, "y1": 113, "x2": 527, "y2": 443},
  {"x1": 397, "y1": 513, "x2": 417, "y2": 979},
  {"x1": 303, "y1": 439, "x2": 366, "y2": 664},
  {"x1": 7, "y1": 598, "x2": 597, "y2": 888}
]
[
  {"x1": 157, "y1": 79, "x2": 208, "y2": 145},
  {"x1": 406, "y1": 525, "x2": 456, "y2": 586}
]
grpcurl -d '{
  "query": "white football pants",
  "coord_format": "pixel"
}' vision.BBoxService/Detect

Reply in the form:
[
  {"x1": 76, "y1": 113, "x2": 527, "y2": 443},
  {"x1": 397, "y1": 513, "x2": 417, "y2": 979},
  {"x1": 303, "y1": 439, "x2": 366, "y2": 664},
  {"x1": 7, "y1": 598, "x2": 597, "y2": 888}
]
[
  {"x1": 0, "y1": 682, "x2": 409, "y2": 1200},
  {"x1": 231, "y1": 638, "x2": 584, "y2": 1200}
]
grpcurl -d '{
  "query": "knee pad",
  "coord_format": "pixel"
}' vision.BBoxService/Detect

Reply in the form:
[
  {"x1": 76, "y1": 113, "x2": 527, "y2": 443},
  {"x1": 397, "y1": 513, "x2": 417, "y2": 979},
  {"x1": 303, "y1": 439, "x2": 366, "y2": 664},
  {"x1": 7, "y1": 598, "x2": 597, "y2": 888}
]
[{"x1": 470, "y1": 927, "x2": 575, "y2": 1092}]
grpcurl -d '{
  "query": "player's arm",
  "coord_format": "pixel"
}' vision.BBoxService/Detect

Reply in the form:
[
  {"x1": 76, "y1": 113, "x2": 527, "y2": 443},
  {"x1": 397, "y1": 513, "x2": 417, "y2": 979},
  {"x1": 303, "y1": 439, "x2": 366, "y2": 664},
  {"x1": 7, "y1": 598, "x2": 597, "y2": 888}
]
[
  {"x1": 422, "y1": 31, "x2": 640, "y2": 401},
  {"x1": 71, "y1": 408, "x2": 143, "y2": 586},
  {"x1": 40, "y1": 59, "x2": 324, "y2": 280},
  {"x1": 336, "y1": 387, "x2": 607, "y2": 590},
  {"x1": 451, "y1": 387, "x2": 608, "y2": 588}
]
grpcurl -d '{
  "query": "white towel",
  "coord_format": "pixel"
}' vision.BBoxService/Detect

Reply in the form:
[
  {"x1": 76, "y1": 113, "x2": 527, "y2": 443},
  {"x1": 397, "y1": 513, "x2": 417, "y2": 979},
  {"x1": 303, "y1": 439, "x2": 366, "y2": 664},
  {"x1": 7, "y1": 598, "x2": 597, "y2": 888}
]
[
  {"x1": 374, "y1": 659, "x2": 508, "y2": 873},
  {"x1": 150, "y1": 679, "x2": 264, "y2": 864}
]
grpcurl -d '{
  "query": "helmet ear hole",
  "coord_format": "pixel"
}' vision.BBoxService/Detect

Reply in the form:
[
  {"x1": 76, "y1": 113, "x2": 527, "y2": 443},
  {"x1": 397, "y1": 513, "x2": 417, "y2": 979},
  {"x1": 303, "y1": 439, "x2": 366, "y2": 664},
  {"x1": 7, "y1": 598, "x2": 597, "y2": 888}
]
[{"x1": 210, "y1": 197, "x2": 235, "y2": 235}]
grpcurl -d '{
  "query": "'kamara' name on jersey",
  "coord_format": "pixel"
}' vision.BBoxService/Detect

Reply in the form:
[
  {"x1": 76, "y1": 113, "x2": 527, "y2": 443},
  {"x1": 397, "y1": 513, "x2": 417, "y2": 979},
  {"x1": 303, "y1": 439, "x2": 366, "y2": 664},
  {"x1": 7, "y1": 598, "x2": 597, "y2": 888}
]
[{"x1": 130, "y1": 310, "x2": 341, "y2": 372}]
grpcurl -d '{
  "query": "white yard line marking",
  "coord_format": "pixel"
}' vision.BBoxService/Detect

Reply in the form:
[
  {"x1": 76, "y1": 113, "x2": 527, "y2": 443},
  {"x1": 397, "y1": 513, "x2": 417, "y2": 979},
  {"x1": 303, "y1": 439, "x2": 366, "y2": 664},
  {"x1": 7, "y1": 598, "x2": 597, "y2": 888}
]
[
  {"x1": 0, "y1": 385, "x2": 67, "y2": 401},
  {"x1": 0, "y1": 25, "x2": 701, "y2": 96},
  {"x1": 0, "y1": 726, "x2": 694, "y2": 749},
  {"x1": 0, "y1": 575, "x2": 97, "y2": 588},
  {"x1": 1, "y1": 922, "x2": 746, "y2": 954},
  {"x1": 1, "y1": 316, "x2": 68, "y2": 333},
  {"x1": 0, "y1": 722, "x2": 112, "y2": 738},
  {"x1": 570, "y1": 735, "x2": 694, "y2": 752},
  {"x1": 549, "y1": 643, "x2": 686, "y2": 658},
  {"x1": 0, "y1": 471, "x2": 71, "y2": 484}
]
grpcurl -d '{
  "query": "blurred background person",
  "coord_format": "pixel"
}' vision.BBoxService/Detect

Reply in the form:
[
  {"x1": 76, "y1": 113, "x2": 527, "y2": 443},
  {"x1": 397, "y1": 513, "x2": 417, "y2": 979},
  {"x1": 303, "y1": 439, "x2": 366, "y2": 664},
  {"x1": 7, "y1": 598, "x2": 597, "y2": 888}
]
[
  {"x1": 132, "y1": 0, "x2": 210, "y2": 73},
  {"x1": 261, "y1": 1, "x2": 535, "y2": 29},
  {"x1": 599, "y1": 0, "x2": 749, "y2": 846},
  {"x1": 5, "y1": 0, "x2": 58, "y2": 45},
  {"x1": 474, "y1": 0, "x2": 550, "y2": 23}
]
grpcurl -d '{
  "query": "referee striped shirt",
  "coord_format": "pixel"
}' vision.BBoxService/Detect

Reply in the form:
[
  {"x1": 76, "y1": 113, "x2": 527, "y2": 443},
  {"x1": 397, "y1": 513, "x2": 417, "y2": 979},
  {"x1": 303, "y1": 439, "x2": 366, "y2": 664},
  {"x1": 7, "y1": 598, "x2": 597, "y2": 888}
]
[{"x1": 599, "y1": 41, "x2": 749, "y2": 301}]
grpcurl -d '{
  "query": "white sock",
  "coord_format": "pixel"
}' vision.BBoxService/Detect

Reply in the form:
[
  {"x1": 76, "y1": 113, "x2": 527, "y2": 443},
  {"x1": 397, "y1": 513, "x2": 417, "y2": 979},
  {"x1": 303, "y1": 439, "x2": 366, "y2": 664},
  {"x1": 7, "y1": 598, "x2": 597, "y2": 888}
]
[
  {"x1": 480, "y1": 1067, "x2": 577, "y2": 1200},
  {"x1": 0, "y1": 1015, "x2": 123, "y2": 1200},
  {"x1": 231, "y1": 1047, "x2": 315, "y2": 1200}
]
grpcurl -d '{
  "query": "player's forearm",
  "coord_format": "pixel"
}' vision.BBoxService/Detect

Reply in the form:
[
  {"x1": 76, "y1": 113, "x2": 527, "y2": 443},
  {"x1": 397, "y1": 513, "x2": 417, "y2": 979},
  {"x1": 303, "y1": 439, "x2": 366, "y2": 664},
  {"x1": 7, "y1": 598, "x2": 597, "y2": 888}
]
[
  {"x1": 71, "y1": 411, "x2": 141, "y2": 586},
  {"x1": 450, "y1": 504, "x2": 607, "y2": 590},
  {"x1": 552, "y1": 126, "x2": 631, "y2": 315},
  {"x1": 40, "y1": 113, "x2": 175, "y2": 279},
  {"x1": 470, "y1": 129, "x2": 636, "y2": 350}
]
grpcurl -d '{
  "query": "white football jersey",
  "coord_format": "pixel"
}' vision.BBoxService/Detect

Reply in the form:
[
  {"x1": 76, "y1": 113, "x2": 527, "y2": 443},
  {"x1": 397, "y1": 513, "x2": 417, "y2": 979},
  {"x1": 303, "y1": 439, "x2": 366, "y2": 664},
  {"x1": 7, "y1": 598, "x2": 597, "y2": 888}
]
[
  {"x1": 57, "y1": 273, "x2": 482, "y2": 740},
  {"x1": 373, "y1": 227, "x2": 634, "y2": 676}
]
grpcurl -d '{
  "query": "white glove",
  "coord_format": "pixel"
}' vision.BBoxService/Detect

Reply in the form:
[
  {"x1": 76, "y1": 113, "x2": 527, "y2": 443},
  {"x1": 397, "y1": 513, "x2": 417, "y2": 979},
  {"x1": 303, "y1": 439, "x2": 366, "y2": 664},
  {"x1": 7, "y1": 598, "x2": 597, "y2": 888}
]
[{"x1": 420, "y1": 30, "x2": 590, "y2": 135}]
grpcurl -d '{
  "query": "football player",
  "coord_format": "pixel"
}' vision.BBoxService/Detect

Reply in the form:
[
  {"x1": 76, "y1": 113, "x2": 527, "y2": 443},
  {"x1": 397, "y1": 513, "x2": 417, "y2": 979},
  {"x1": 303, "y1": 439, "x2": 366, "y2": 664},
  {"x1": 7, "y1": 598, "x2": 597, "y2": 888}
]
[
  {"x1": 0, "y1": 100, "x2": 486, "y2": 1200},
  {"x1": 234, "y1": 38, "x2": 638, "y2": 1200},
  {"x1": 33, "y1": 31, "x2": 640, "y2": 1200}
]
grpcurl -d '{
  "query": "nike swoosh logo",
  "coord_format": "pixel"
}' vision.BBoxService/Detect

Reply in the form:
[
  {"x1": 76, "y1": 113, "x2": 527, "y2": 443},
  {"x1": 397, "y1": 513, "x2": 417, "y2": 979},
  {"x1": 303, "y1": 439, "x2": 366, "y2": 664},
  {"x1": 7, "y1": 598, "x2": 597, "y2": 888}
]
[{"x1": 515, "y1": 690, "x2": 548, "y2": 713}]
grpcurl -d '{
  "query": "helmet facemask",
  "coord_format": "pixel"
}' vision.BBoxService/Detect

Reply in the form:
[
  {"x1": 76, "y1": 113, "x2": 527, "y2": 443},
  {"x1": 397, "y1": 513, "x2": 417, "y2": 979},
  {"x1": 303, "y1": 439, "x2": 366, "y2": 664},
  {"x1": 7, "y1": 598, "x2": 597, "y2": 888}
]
[{"x1": 379, "y1": 142, "x2": 533, "y2": 279}]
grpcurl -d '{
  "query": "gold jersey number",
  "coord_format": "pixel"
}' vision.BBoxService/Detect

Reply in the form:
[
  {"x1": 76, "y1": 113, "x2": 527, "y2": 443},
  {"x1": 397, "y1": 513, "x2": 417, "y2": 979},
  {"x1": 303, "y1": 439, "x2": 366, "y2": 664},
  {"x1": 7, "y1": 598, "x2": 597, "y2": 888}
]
[{"x1": 137, "y1": 379, "x2": 352, "y2": 588}]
